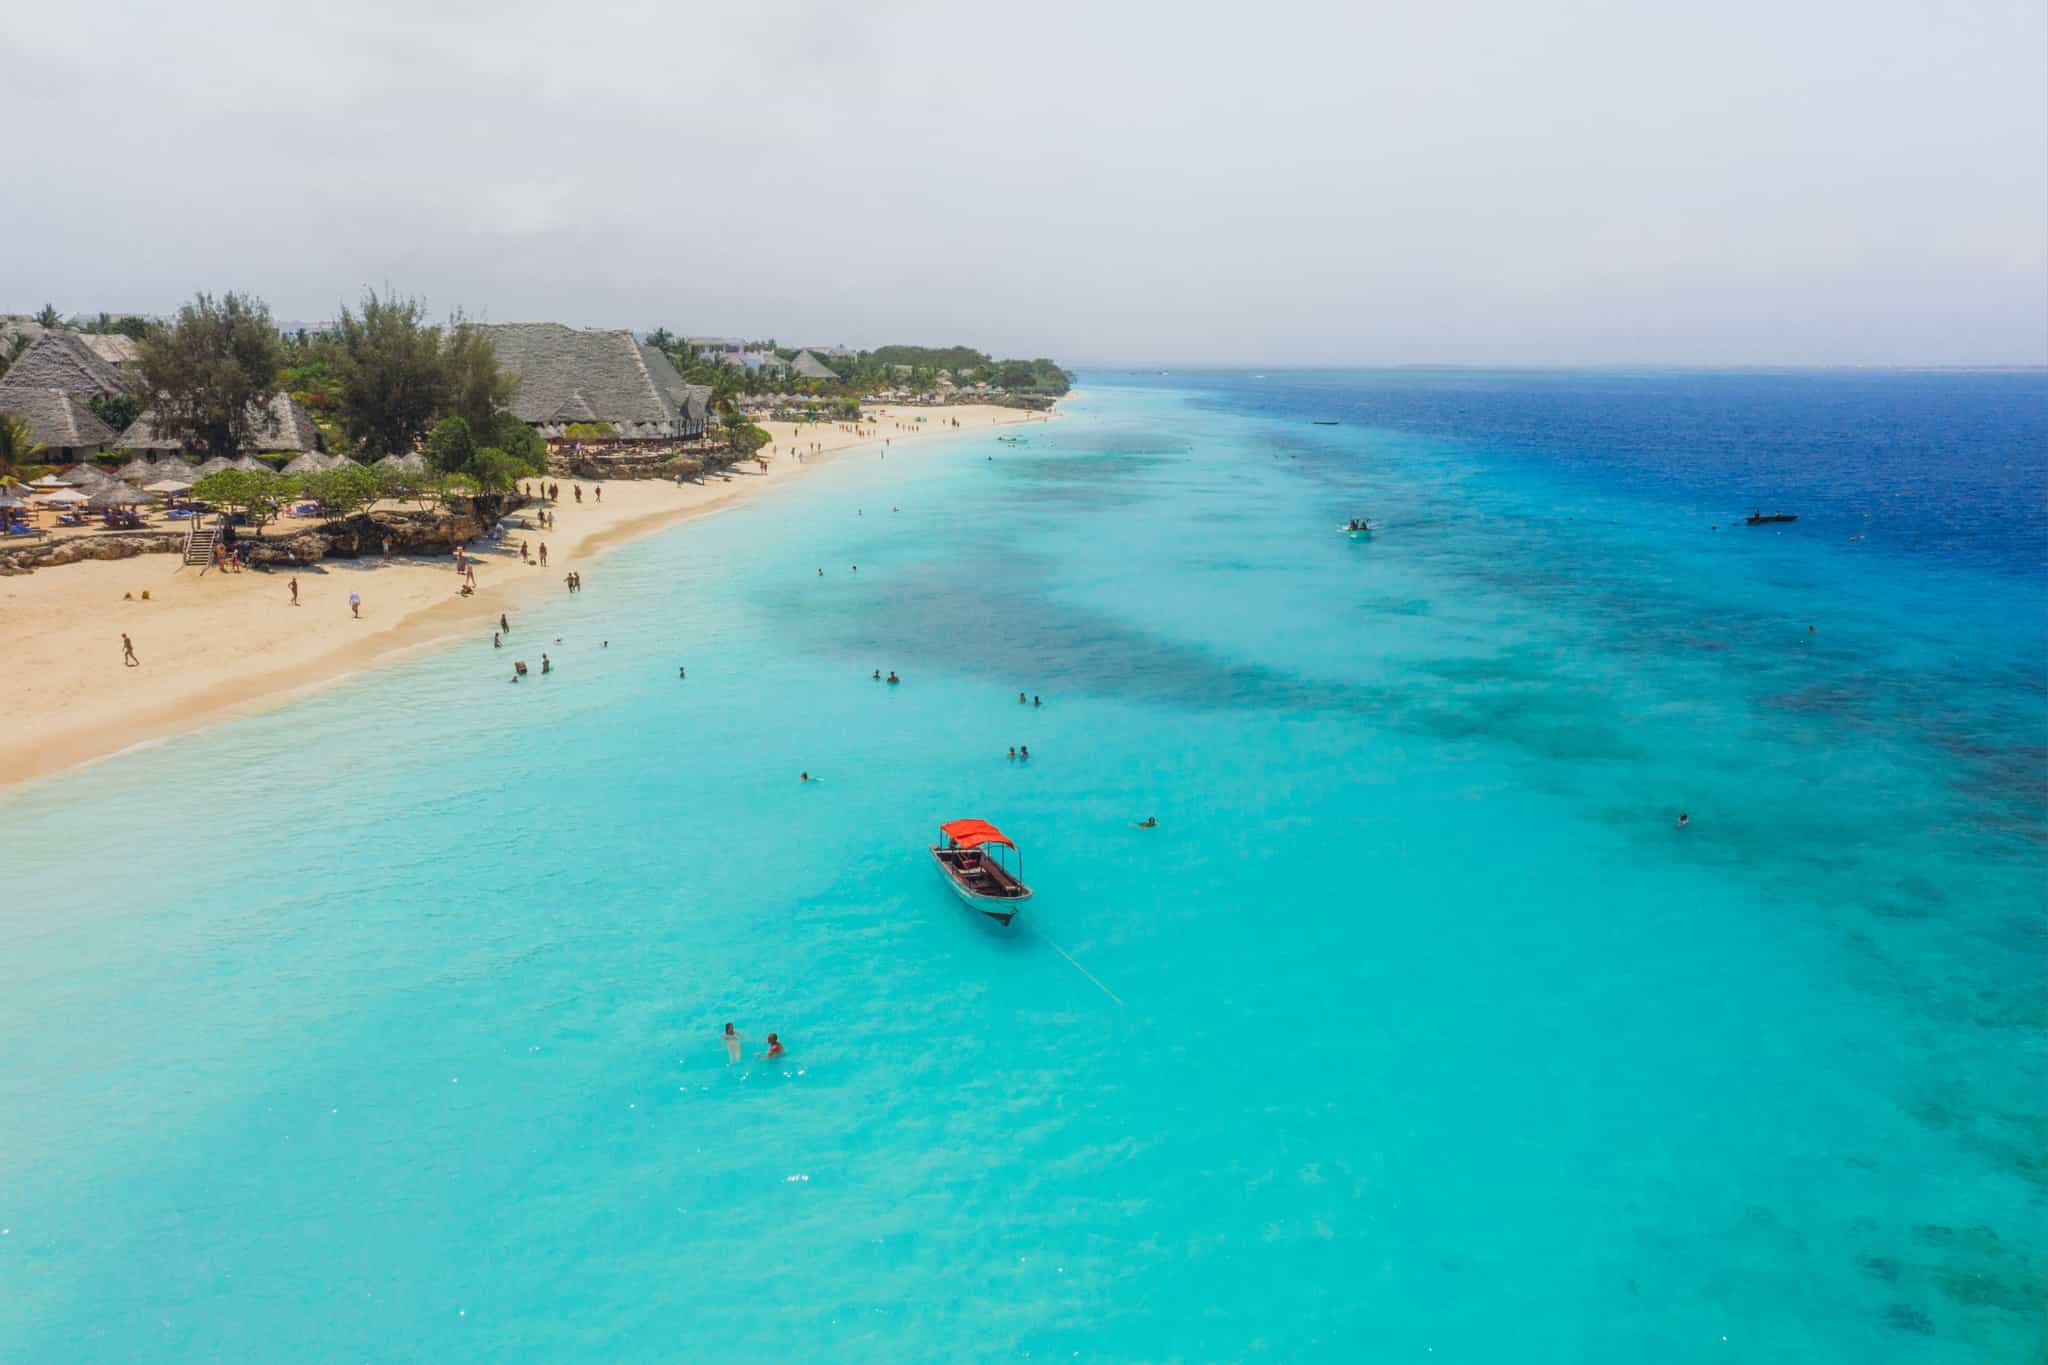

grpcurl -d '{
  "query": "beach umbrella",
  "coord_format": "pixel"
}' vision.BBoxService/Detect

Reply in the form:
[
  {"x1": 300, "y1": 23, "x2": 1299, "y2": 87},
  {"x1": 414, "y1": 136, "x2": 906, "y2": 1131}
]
[
  {"x1": 231, "y1": 456, "x2": 269, "y2": 472},
  {"x1": 86, "y1": 481, "x2": 152, "y2": 507},
  {"x1": 115, "y1": 457, "x2": 161, "y2": 482},
  {"x1": 0, "y1": 496, "x2": 26, "y2": 508},
  {"x1": 282, "y1": 452, "x2": 328, "y2": 476},
  {"x1": 63, "y1": 465, "x2": 116, "y2": 491},
  {"x1": 192, "y1": 457, "x2": 235, "y2": 478},
  {"x1": 145, "y1": 479, "x2": 193, "y2": 494},
  {"x1": 43, "y1": 488, "x2": 88, "y2": 505},
  {"x1": 28, "y1": 474, "x2": 72, "y2": 488}
]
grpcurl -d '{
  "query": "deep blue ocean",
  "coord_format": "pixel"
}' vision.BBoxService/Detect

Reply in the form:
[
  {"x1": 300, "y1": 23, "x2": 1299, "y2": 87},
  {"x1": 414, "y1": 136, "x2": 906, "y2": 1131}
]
[{"x1": 2, "y1": 370, "x2": 2043, "y2": 1362}]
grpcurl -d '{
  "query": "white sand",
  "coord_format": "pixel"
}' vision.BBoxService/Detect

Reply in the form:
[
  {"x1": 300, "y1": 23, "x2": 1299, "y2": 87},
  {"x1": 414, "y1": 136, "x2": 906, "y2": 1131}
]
[{"x1": 0, "y1": 403, "x2": 1053, "y2": 788}]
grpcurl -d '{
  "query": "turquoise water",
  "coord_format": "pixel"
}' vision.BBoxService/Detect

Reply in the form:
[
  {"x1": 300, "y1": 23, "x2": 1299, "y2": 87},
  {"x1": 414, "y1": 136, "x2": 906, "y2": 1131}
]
[{"x1": 2, "y1": 375, "x2": 2042, "y2": 1361}]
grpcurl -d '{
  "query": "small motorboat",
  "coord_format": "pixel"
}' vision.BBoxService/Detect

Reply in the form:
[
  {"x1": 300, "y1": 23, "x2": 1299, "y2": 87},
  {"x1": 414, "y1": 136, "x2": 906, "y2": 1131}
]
[
  {"x1": 1312, "y1": 420, "x2": 1340, "y2": 426},
  {"x1": 931, "y1": 818, "x2": 1033, "y2": 924},
  {"x1": 1339, "y1": 517, "x2": 1373, "y2": 535},
  {"x1": 1745, "y1": 511, "x2": 1798, "y2": 525}
]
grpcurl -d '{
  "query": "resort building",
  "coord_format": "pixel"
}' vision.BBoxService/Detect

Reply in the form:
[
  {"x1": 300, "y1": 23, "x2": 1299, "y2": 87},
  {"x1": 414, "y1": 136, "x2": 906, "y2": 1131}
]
[
  {"x1": 480, "y1": 322, "x2": 711, "y2": 441},
  {"x1": 0, "y1": 331, "x2": 132, "y2": 459},
  {"x1": 115, "y1": 392, "x2": 323, "y2": 457},
  {"x1": 790, "y1": 350, "x2": 841, "y2": 381}
]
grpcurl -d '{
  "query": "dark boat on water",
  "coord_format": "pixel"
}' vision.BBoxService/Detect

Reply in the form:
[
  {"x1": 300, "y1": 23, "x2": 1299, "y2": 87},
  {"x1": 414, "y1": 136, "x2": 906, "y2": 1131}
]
[
  {"x1": 931, "y1": 819, "x2": 1033, "y2": 924},
  {"x1": 1745, "y1": 511, "x2": 1798, "y2": 525},
  {"x1": 1312, "y1": 420, "x2": 1340, "y2": 426}
]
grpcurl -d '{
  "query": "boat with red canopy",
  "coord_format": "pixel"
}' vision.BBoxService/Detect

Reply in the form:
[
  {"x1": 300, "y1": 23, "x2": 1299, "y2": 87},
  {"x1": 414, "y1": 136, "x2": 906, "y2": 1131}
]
[{"x1": 931, "y1": 818, "x2": 1033, "y2": 924}]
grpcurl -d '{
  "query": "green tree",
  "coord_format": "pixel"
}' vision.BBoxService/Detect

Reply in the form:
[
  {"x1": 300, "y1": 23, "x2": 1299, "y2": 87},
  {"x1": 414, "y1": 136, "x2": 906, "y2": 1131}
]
[
  {"x1": 331, "y1": 289, "x2": 444, "y2": 456},
  {"x1": 442, "y1": 317, "x2": 516, "y2": 433},
  {"x1": 298, "y1": 464, "x2": 382, "y2": 521},
  {"x1": 379, "y1": 462, "x2": 444, "y2": 512},
  {"x1": 720, "y1": 412, "x2": 770, "y2": 455},
  {"x1": 0, "y1": 413, "x2": 42, "y2": 473},
  {"x1": 136, "y1": 292, "x2": 285, "y2": 461},
  {"x1": 488, "y1": 413, "x2": 546, "y2": 473},
  {"x1": 192, "y1": 467, "x2": 290, "y2": 530},
  {"x1": 89, "y1": 393, "x2": 143, "y2": 436},
  {"x1": 423, "y1": 415, "x2": 475, "y2": 476}
]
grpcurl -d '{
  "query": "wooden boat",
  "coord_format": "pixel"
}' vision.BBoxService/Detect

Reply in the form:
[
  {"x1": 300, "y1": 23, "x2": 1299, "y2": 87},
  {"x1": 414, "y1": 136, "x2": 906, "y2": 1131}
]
[
  {"x1": 1339, "y1": 517, "x2": 1373, "y2": 535},
  {"x1": 931, "y1": 818, "x2": 1032, "y2": 924},
  {"x1": 1745, "y1": 512, "x2": 1798, "y2": 525},
  {"x1": 1312, "y1": 420, "x2": 1340, "y2": 426}
]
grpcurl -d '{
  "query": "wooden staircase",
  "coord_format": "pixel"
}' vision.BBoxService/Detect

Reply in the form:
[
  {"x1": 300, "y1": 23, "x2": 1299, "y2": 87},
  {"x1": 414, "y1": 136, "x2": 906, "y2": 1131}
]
[{"x1": 184, "y1": 520, "x2": 218, "y2": 566}]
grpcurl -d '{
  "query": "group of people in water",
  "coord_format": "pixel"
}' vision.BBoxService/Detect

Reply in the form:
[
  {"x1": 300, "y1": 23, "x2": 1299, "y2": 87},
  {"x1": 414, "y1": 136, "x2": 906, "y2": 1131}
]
[{"x1": 724, "y1": 1022, "x2": 784, "y2": 1063}]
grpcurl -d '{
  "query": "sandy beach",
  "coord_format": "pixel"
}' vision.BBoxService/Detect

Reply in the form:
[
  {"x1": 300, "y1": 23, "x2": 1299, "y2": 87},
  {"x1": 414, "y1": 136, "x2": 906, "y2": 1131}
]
[{"x1": 0, "y1": 403, "x2": 1052, "y2": 789}]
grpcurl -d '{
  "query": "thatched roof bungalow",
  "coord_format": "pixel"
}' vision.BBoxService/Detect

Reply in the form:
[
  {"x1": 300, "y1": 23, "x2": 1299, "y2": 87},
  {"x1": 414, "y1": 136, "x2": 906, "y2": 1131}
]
[
  {"x1": 480, "y1": 322, "x2": 711, "y2": 441},
  {"x1": 0, "y1": 333, "x2": 132, "y2": 459},
  {"x1": 790, "y1": 350, "x2": 841, "y2": 381},
  {"x1": 115, "y1": 392, "x2": 322, "y2": 457}
]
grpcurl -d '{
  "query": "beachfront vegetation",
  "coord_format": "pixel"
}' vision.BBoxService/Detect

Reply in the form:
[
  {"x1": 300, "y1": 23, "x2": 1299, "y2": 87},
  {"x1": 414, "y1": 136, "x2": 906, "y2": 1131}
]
[
  {"x1": 561, "y1": 422, "x2": 616, "y2": 441},
  {"x1": 191, "y1": 467, "x2": 290, "y2": 530},
  {"x1": 319, "y1": 292, "x2": 526, "y2": 460},
  {"x1": 721, "y1": 413, "x2": 771, "y2": 455},
  {"x1": 424, "y1": 414, "x2": 546, "y2": 493},
  {"x1": 87, "y1": 393, "x2": 142, "y2": 434},
  {"x1": 643, "y1": 333, "x2": 1070, "y2": 405},
  {"x1": 137, "y1": 293, "x2": 287, "y2": 461},
  {"x1": 0, "y1": 414, "x2": 41, "y2": 473}
]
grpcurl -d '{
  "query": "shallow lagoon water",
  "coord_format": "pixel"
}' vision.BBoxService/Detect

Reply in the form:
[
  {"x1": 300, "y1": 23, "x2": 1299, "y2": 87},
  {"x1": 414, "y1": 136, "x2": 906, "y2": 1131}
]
[{"x1": 2, "y1": 373, "x2": 2042, "y2": 1361}]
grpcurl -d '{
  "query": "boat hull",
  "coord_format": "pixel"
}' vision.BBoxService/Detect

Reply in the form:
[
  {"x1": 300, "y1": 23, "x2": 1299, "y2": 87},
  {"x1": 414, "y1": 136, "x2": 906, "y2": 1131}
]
[{"x1": 930, "y1": 847, "x2": 1031, "y2": 925}]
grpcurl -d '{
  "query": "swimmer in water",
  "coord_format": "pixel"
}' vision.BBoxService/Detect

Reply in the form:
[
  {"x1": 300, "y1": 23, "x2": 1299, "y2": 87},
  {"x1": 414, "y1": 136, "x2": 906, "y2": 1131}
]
[
  {"x1": 1677, "y1": 812, "x2": 1690, "y2": 829},
  {"x1": 1033, "y1": 695, "x2": 1041, "y2": 707},
  {"x1": 759, "y1": 1032, "x2": 784, "y2": 1061},
  {"x1": 1134, "y1": 816, "x2": 1158, "y2": 829},
  {"x1": 873, "y1": 669, "x2": 882, "y2": 680},
  {"x1": 723, "y1": 1022, "x2": 742, "y2": 1063},
  {"x1": 1019, "y1": 745, "x2": 1030, "y2": 761},
  {"x1": 886, "y1": 671, "x2": 900, "y2": 684},
  {"x1": 800, "y1": 771, "x2": 815, "y2": 782},
  {"x1": 1018, "y1": 692, "x2": 1027, "y2": 704},
  {"x1": 1007, "y1": 746, "x2": 1017, "y2": 760}
]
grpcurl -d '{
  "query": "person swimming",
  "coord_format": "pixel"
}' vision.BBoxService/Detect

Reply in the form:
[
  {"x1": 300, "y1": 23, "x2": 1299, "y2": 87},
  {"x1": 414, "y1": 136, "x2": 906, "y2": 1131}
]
[
  {"x1": 1134, "y1": 816, "x2": 1158, "y2": 829},
  {"x1": 1677, "y1": 812, "x2": 1690, "y2": 829},
  {"x1": 1018, "y1": 692, "x2": 1027, "y2": 704},
  {"x1": 1019, "y1": 745, "x2": 1030, "y2": 760},
  {"x1": 1007, "y1": 746, "x2": 1017, "y2": 760},
  {"x1": 886, "y1": 671, "x2": 900, "y2": 684},
  {"x1": 1033, "y1": 695, "x2": 1041, "y2": 707},
  {"x1": 873, "y1": 669, "x2": 881, "y2": 680},
  {"x1": 760, "y1": 1032, "x2": 784, "y2": 1061},
  {"x1": 723, "y1": 1022, "x2": 742, "y2": 1063}
]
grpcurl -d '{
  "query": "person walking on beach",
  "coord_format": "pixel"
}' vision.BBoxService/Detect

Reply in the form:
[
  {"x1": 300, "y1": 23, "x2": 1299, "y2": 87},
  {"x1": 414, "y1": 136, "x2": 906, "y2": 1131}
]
[
  {"x1": 349, "y1": 591, "x2": 361, "y2": 619},
  {"x1": 288, "y1": 576, "x2": 299, "y2": 606},
  {"x1": 594, "y1": 486, "x2": 601, "y2": 503},
  {"x1": 574, "y1": 484, "x2": 583, "y2": 504},
  {"x1": 538, "y1": 542, "x2": 548, "y2": 567},
  {"x1": 121, "y1": 633, "x2": 139, "y2": 667},
  {"x1": 465, "y1": 563, "x2": 477, "y2": 589}
]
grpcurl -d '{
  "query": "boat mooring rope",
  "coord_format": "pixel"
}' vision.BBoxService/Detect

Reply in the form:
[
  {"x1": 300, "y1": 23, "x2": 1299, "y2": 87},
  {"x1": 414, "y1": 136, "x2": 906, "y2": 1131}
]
[{"x1": 1037, "y1": 932, "x2": 1124, "y2": 1009}]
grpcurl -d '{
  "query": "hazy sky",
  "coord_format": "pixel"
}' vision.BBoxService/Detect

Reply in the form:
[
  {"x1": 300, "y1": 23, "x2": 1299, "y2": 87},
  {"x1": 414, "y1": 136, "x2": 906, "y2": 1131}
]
[{"x1": 5, "y1": 1, "x2": 2044, "y2": 365}]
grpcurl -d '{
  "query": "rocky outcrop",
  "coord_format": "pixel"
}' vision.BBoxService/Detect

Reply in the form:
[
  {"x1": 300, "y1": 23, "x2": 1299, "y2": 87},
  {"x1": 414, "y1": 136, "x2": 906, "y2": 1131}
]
[
  {"x1": 0, "y1": 530, "x2": 187, "y2": 575},
  {"x1": 0, "y1": 497, "x2": 519, "y2": 574},
  {"x1": 242, "y1": 498, "x2": 517, "y2": 566},
  {"x1": 547, "y1": 443, "x2": 747, "y2": 482}
]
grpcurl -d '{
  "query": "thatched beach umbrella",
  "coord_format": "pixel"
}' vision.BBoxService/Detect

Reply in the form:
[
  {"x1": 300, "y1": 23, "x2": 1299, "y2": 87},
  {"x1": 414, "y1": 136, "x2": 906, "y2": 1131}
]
[
  {"x1": 28, "y1": 473, "x2": 73, "y2": 488},
  {"x1": 281, "y1": 452, "x2": 330, "y2": 476},
  {"x1": 114, "y1": 456, "x2": 161, "y2": 482},
  {"x1": 231, "y1": 456, "x2": 269, "y2": 472},
  {"x1": 63, "y1": 464, "x2": 115, "y2": 492},
  {"x1": 43, "y1": 487, "x2": 88, "y2": 505},
  {"x1": 145, "y1": 478, "x2": 193, "y2": 495},
  {"x1": 86, "y1": 481, "x2": 151, "y2": 507},
  {"x1": 192, "y1": 456, "x2": 235, "y2": 478},
  {"x1": 376, "y1": 452, "x2": 426, "y2": 474}
]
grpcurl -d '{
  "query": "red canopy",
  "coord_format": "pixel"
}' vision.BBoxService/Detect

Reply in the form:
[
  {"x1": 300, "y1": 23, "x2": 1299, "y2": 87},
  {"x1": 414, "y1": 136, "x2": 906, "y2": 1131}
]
[{"x1": 940, "y1": 818, "x2": 1015, "y2": 850}]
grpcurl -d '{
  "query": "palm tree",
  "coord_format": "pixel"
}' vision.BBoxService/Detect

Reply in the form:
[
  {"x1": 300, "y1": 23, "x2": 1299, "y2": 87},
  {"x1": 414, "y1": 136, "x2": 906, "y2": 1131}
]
[{"x1": 0, "y1": 413, "x2": 41, "y2": 475}]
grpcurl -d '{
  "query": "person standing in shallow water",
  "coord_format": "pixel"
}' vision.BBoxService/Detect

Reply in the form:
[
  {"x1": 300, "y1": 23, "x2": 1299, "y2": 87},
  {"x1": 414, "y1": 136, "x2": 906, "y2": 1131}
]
[{"x1": 723, "y1": 1023, "x2": 742, "y2": 1063}]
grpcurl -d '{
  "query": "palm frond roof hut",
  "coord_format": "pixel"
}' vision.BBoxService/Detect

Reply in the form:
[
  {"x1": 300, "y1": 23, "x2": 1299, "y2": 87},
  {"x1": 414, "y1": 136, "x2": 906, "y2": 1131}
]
[
  {"x1": 0, "y1": 388, "x2": 117, "y2": 454},
  {"x1": 478, "y1": 322, "x2": 711, "y2": 440},
  {"x1": 790, "y1": 350, "x2": 841, "y2": 381},
  {"x1": 85, "y1": 480, "x2": 151, "y2": 507},
  {"x1": 114, "y1": 392, "x2": 322, "y2": 456}
]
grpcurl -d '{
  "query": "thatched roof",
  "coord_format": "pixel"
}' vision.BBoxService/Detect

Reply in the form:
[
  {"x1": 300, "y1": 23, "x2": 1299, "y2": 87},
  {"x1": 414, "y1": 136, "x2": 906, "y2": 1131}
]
[
  {"x1": 376, "y1": 451, "x2": 427, "y2": 473},
  {"x1": 0, "y1": 332, "x2": 130, "y2": 401},
  {"x1": 61, "y1": 462, "x2": 116, "y2": 491},
  {"x1": 281, "y1": 450, "x2": 353, "y2": 475},
  {"x1": 85, "y1": 480, "x2": 150, "y2": 507},
  {"x1": 0, "y1": 388, "x2": 117, "y2": 450},
  {"x1": 78, "y1": 334, "x2": 142, "y2": 367},
  {"x1": 480, "y1": 322, "x2": 704, "y2": 438},
  {"x1": 790, "y1": 350, "x2": 840, "y2": 381},
  {"x1": 115, "y1": 391, "x2": 322, "y2": 455},
  {"x1": 192, "y1": 456, "x2": 236, "y2": 477}
]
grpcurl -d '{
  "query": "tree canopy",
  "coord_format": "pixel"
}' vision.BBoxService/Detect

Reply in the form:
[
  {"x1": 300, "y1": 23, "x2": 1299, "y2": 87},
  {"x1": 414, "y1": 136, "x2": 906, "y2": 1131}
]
[
  {"x1": 330, "y1": 290, "x2": 447, "y2": 456},
  {"x1": 136, "y1": 292, "x2": 286, "y2": 461}
]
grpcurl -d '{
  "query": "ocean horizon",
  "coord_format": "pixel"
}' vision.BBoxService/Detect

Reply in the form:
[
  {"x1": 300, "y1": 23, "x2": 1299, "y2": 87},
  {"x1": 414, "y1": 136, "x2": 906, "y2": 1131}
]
[{"x1": 3, "y1": 368, "x2": 2042, "y2": 1361}]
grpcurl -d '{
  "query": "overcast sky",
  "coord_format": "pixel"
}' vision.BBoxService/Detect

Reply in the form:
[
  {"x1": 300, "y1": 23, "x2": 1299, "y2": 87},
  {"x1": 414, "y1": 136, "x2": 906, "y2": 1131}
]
[{"x1": 5, "y1": 0, "x2": 2044, "y2": 366}]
